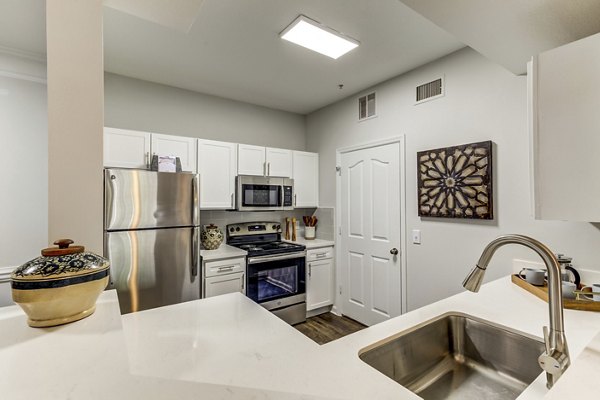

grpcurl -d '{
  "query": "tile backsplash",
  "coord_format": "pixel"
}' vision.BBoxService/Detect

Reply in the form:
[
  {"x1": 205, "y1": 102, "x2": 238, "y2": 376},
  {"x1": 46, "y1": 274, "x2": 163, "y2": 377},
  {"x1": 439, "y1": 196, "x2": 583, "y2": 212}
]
[{"x1": 201, "y1": 207, "x2": 335, "y2": 241}]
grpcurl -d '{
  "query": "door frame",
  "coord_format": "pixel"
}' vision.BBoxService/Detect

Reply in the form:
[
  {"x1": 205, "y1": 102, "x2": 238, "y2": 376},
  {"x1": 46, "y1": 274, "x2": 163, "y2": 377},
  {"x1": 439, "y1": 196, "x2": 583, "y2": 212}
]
[{"x1": 334, "y1": 136, "x2": 407, "y2": 318}]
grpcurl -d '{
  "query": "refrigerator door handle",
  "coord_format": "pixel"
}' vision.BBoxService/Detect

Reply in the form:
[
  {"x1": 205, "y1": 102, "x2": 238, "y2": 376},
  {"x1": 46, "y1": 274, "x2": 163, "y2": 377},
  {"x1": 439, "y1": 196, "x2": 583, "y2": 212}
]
[
  {"x1": 192, "y1": 174, "x2": 200, "y2": 225},
  {"x1": 192, "y1": 227, "x2": 199, "y2": 277}
]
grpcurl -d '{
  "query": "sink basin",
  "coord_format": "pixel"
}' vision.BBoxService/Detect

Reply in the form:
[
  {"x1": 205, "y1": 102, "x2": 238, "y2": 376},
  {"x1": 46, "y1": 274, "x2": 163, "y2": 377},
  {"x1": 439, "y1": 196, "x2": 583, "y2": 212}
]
[{"x1": 358, "y1": 313, "x2": 546, "y2": 400}]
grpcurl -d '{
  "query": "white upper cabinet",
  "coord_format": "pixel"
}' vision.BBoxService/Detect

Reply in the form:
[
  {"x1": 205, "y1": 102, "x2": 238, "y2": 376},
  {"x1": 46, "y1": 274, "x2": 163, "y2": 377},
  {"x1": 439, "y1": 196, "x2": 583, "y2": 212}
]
[
  {"x1": 103, "y1": 127, "x2": 151, "y2": 169},
  {"x1": 237, "y1": 145, "x2": 293, "y2": 177},
  {"x1": 151, "y1": 133, "x2": 197, "y2": 173},
  {"x1": 292, "y1": 151, "x2": 319, "y2": 208},
  {"x1": 198, "y1": 139, "x2": 237, "y2": 209},
  {"x1": 530, "y1": 32, "x2": 600, "y2": 221},
  {"x1": 237, "y1": 144, "x2": 267, "y2": 176},
  {"x1": 265, "y1": 147, "x2": 292, "y2": 177}
]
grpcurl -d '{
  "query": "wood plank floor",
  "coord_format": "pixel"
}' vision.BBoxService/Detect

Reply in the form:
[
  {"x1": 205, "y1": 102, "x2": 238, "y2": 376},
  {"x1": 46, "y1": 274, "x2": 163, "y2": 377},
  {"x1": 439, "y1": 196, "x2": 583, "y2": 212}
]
[{"x1": 294, "y1": 313, "x2": 367, "y2": 345}]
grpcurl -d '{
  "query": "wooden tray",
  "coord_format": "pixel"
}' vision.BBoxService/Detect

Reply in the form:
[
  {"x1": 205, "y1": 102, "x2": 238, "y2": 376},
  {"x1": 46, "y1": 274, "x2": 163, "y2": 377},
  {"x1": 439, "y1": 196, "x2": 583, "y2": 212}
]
[{"x1": 511, "y1": 274, "x2": 600, "y2": 312}]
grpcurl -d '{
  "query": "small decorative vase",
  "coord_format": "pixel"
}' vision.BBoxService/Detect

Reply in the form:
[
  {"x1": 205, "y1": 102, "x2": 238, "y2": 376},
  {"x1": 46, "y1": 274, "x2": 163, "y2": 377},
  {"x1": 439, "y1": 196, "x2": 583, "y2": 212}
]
[
  {"x1": 11, "y1": 239, "x2": 110, "y2": 328},
  {"x1": 305, "y1": 226, "x2": 316, "y2": 240},
  {"x1": 201, "y1": 224, "x2": 224, "y2": 250}
]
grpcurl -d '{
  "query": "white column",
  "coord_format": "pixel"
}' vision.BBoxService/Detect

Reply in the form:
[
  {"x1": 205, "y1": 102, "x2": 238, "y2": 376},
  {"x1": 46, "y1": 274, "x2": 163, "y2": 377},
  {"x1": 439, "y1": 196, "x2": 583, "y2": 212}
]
[{"x1": 46, "y1": 0, "x2": 104, "y2": 252}]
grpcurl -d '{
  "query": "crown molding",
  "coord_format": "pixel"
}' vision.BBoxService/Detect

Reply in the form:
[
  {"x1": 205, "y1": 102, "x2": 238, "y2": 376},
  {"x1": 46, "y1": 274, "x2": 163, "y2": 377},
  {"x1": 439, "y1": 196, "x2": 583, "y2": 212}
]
[
  {"x1": 0, "y1": 45, "x2": 46, "y2": 63},
  {"x1": 0, "y1": 45, "x2": 47, "y2": 84},
  {"x1": 0, "y1": 266, "x2": 14, "y2": 283}
]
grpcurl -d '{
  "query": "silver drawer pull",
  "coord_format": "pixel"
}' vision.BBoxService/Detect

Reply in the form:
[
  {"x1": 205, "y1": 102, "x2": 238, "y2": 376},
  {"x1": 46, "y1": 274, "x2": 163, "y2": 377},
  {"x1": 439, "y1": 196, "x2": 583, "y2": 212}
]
[
  {"x1": 217, "y1": 266, "x2": 235, "y2": 272},
  {"x1": 316, "y1": 253, "x2": 327, "y2": 258}
]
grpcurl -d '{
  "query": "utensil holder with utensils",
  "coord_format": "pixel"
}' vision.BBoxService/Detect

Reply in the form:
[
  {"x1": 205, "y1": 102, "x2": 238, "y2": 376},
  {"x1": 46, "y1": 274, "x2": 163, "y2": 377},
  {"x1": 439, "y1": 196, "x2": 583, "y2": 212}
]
[{"x1": 303, "y1": 216, "x2": 318, "y2": 240}]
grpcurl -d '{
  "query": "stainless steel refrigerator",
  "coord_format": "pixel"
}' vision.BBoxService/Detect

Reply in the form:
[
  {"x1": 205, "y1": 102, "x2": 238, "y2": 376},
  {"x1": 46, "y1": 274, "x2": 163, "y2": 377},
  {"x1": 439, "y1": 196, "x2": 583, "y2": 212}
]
[{"x1": 104, "y1": 168, "x2": 200, "y2": 314}]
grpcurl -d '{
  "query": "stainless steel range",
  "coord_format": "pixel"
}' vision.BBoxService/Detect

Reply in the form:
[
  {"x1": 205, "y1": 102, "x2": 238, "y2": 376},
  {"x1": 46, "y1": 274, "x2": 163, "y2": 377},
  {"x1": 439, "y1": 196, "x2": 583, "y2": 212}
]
[{"x1": 227, "y1": 222, "x2": 306, "y2": 325}]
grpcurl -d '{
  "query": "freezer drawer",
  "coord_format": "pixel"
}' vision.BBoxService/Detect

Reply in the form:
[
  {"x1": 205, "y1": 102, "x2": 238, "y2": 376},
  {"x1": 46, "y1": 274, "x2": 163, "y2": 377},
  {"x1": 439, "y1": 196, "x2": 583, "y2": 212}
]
[
  {"x1": 105, "y1": 227, "x2": 200, "y2": 314},
  {"x1": 104, "y1": 168, "x2": 199, "y2": 230}
]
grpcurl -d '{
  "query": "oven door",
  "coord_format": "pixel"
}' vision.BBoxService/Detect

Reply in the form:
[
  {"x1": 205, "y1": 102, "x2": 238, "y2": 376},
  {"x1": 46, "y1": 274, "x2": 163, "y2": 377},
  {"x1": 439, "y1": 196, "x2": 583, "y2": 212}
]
[
  {"x1": 236, "y1": 176, "x2": 283, "y2": 211},
  {"x1": 246, "y1": 252, "x2": 306, "y2": 310}
]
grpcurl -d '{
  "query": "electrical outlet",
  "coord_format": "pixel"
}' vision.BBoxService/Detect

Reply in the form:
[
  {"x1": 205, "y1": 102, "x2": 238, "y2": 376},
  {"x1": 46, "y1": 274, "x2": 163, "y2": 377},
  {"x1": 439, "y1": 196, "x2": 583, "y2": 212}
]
[{"x1": 512, "y1": 258, "x2": 545, "y2": 274}]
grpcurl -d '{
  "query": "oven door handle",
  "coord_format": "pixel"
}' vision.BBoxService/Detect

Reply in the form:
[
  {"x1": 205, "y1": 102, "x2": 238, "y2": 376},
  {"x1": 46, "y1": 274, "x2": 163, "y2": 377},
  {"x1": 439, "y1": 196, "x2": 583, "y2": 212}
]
[{"x1": 247, "y1": 251, "x2": 306, "y2": 264}]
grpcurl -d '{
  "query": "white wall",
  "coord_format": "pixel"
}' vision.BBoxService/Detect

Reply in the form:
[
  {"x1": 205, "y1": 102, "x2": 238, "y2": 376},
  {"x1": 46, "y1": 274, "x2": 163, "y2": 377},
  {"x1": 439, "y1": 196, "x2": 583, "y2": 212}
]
[
  {"x1": 307, "y1": 47, "x2": 600, "y2": 311},
  {"x1": 0, "y1": 64, "x2": 47, "y2": 270},
  {"x1": 0, "y1": 52, "x2": 47, "y2": 307},
  {"x1": 104, "y1": 73, "x2": 306, "y2": 150}
]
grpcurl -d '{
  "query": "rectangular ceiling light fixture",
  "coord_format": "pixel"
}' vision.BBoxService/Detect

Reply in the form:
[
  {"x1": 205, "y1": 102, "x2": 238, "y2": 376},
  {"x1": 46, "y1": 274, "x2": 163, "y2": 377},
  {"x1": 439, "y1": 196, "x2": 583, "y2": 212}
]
[{"x1": 280, "y1": 15, "x2": 359, "y2": 59}]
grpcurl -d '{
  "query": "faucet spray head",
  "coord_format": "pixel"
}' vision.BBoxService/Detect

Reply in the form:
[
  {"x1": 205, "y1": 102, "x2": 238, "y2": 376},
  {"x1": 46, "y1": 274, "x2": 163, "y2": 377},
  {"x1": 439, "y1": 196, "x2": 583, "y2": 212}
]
[{"x1": 463, "y1": 265, "x2": 486, "y2": 292}]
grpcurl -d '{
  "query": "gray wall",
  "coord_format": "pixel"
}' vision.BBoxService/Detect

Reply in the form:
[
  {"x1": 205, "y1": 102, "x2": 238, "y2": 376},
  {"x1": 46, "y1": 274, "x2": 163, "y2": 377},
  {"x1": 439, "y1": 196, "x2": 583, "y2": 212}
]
[
  {"x1": 105, "y1": 73, "x2": 307, "y2": 150},
  {"x1": 306, "y1": 47, "x2": 600, "y2": 311}
]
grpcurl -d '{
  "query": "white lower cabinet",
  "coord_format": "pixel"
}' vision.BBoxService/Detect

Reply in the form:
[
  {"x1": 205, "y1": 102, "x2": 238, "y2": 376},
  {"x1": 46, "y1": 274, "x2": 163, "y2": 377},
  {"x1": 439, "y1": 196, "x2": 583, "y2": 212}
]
[
  {"x1": 205, "y1": 272, "x2": 245, "y2": 298},
  {"x1": 203, "y1": 256, "x2": 246, "y2": 298},
  {"x1": 306, "y1": 247, "x2": 334, "y2": 311}
]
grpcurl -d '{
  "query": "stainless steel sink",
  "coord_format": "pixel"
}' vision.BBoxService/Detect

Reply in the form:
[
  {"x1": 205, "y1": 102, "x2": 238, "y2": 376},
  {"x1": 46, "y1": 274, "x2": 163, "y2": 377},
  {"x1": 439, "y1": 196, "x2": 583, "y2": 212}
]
[{"x1": 358, "y1": 313, "x2": 546, "y2": 400}]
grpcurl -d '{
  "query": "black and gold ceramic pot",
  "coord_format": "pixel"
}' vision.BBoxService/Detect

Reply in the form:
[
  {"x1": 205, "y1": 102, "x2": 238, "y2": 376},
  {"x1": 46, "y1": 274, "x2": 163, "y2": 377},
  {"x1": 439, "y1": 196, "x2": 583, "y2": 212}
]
[{"x1": 11, "y1": 239, "x2": 110, "y2": 328}]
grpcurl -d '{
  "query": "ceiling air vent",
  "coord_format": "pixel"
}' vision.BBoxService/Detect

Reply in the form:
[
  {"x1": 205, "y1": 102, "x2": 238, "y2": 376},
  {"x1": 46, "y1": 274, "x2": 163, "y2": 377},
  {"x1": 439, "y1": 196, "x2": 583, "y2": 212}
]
[
  {"x1": 358, "y1": 92, "x2": 376, "y2": 121},
  {"x1": 415, "y1": 77, "x2": 444, "y2": 104}
]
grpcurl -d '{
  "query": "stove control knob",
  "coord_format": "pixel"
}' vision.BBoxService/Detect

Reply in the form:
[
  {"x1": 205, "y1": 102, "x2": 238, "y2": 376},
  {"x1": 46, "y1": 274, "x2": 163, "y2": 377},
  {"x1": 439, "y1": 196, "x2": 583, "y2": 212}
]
[
  {"x1": 235, "y1": 227, "x2": 241, "y2": 232},
  {"x1": 276, "y1": 225, "x2": 281, "y2": 230},
  {"x1": 272, "y1": 225, "x2": 277, "y2": 230},
  {"x1": 229, "y1": 227, "x2": 234, "y2": 233}
]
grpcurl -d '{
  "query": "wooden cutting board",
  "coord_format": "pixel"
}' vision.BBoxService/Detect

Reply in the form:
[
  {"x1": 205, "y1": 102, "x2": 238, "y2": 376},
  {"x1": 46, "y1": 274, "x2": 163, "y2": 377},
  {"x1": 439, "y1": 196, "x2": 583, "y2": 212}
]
[{"x1": 511, "y1": 274, "x2": 600, "y2": 312}]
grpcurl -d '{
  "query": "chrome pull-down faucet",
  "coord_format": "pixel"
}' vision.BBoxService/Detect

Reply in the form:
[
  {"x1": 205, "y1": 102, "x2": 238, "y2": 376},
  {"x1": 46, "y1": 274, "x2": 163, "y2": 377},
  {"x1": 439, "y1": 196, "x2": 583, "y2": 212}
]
[{"x1": 462, "y1": 234, "x2": 570, "y2": 389}]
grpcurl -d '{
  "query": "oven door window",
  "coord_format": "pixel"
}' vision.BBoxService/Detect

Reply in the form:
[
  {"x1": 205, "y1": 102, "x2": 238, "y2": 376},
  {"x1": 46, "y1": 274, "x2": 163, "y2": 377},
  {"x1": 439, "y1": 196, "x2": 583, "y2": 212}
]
[
  {"x1": 247, "y1": 257, "x2": 305, "y2": 303},
  {"x1": 242, "y1": 184, "x2": 281, "y2": 208}
]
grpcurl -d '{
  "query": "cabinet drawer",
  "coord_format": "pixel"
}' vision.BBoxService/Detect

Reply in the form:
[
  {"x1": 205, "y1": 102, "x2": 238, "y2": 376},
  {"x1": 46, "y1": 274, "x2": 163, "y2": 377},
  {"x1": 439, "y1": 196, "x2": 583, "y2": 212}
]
[
  {"x1": 306, "y1": 247, "x2": 333, "y2": 261},
  {"x1": 204, "y1": 257, "x2": 245, "y2": 277}
]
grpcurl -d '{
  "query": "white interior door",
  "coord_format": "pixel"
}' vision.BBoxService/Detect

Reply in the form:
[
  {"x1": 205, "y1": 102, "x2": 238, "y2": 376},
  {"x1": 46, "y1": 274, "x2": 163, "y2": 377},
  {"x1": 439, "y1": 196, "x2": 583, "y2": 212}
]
[{"x1": 340, "y1": 142, "x2": 402, "y2": 326}]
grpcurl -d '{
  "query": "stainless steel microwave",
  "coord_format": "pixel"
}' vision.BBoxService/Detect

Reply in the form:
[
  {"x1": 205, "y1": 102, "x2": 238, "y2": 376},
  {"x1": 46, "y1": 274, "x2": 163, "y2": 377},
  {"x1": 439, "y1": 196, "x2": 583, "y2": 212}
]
[{"x1": 236, "y1": 176, "x2": 294, "y2": 211}]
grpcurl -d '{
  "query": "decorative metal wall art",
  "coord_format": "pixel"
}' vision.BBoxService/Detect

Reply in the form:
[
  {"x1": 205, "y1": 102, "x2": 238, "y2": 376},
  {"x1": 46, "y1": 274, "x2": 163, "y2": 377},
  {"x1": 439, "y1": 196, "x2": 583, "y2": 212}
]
[{"x1": 417, "y1": 141, "x2": 493, "y2": 219}]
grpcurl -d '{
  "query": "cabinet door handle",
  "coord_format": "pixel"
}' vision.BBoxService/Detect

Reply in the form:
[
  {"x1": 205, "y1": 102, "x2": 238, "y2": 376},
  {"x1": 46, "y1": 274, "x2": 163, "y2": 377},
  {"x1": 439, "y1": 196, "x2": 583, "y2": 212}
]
[
  {"x1": 231, "y1": 193, "x2": 234, "y2": 208},
  {"x1": 145, "y1": 152, "x2": 150, "y2": 169},
  {"x1": 241, "y1": 273, "x2": 245, "y2": 292},
  {"x1": 263, "y1": 162, "x2": 266, "y2": 176},
  {"x1": 308, "y1": 263, "x2": 312, "y2": 277},
  {"x1": 268, "y1": 162, "x2": 271, "y2": 176}
]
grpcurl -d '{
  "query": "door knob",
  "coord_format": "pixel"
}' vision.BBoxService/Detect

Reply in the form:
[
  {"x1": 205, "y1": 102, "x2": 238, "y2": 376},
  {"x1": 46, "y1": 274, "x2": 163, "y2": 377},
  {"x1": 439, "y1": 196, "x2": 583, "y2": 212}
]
[{"x1": 390, "y1": 248, "x2": 399, "y2": 255}]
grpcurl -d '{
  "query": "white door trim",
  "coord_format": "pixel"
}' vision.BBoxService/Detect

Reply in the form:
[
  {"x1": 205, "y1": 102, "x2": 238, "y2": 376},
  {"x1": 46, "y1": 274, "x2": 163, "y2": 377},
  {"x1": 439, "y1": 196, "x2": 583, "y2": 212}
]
[{"x1": 335, "y1": 136, "x2": 407, "y2": 316}]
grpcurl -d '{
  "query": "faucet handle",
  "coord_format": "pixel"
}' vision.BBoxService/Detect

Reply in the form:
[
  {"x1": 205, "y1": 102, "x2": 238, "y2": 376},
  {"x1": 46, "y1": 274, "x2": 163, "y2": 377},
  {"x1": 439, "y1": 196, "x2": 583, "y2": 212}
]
[{"x1": 542, "y1": 325, "x2": 551, "y2": 354}]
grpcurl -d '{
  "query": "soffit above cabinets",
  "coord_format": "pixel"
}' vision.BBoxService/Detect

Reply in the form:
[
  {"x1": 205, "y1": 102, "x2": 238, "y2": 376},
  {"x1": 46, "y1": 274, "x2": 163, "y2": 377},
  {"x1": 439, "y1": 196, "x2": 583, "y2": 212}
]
[{"x1": 399, "y1": 0, "x2": 600, "y2": 75}]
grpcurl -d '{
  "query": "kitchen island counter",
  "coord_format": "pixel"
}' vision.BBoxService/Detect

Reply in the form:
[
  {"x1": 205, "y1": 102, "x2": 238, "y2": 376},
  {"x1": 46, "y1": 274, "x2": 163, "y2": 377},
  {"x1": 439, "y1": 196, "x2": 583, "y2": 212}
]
[{"x1": 1, "y1": 277, "x2": 600, "y2": 399}]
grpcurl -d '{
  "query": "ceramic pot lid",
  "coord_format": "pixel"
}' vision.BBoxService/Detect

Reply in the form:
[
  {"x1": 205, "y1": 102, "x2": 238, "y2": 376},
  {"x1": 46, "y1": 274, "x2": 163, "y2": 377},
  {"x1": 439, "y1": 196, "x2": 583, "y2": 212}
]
[{"x1": 12, "y1": 239, "x2": 110, "y2": 282}]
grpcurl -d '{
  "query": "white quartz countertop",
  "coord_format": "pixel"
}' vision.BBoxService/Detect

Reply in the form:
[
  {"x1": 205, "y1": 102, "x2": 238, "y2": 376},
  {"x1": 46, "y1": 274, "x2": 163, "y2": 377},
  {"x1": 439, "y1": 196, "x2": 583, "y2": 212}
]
[
  {"x1": 1, "y1": 277, "x2": 600, "y2": 399},
  {"x1": 284, "y1": 237, "x2": 335, "y2": 249},
  {"x1": 201, "y1": 244, "x2": 247, "y2": 261}
]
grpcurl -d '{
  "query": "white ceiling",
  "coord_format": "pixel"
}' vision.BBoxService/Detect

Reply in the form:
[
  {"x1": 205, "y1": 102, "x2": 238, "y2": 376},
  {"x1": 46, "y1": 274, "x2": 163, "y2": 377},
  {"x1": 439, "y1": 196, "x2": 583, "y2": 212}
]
[
  {"x1": 399, "y1": 0, "x2": 600, "y2": 75},
  {"x1": 3, "y1": 1, "x2": 600, "y2": 113},
  {"x1": 102, "y1": 0, "x2": 465, "y2": 114},
  {"x1": 0, "y1": 0, "x2": 464, "y2": 114}
]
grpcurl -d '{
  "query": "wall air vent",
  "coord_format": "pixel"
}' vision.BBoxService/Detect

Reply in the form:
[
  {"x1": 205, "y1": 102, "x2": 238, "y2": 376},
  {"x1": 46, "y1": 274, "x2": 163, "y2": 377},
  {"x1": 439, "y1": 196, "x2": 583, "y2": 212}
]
[
  {"x1": 415, "y1": 77, "x2": 444, "y2": 104},
  {"x1": 358, "y1": 92, "x2": 376, "y2": 121}
]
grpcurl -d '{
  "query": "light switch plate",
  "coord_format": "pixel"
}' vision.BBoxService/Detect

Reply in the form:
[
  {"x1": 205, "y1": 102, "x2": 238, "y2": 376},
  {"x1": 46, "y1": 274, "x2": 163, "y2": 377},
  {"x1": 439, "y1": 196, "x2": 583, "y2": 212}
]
[{"x1": 412, "y1": 229, "x2": 421, "y2": 244}]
